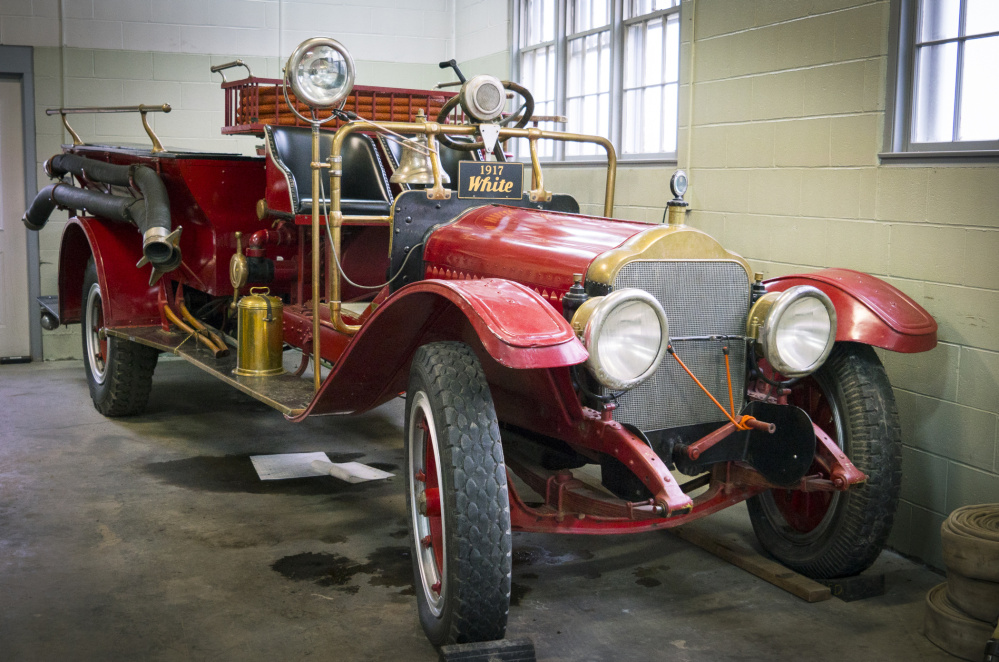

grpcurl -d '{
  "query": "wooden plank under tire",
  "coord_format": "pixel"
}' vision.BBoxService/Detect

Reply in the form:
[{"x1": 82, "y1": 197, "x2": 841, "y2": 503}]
[
  {"x1": 924, "y1": 582, "x2": 995, "y2": 662},
  {"x1": 672, "y1": 523, "x2": 831, "y2": 603}
]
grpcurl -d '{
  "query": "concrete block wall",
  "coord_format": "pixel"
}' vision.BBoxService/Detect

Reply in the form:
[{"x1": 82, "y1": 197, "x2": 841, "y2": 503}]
[
  {"x1": 1, "y1": 0, "x2": 457, "y2": 358},
  {"x1": 455, "y1": 0, "x2": 510, "y2": 77},
  {"x1": 677, "y1": 0, "x2": 999, "y2": 569}
]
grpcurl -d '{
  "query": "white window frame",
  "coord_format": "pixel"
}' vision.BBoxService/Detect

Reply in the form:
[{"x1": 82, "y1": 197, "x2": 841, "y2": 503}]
[
  {"x1": 885, "y1": 0, "x2": 999, "y2": 159},
  {"x1": 511, "y1": 0, "x2": 681, "y2": 164}
]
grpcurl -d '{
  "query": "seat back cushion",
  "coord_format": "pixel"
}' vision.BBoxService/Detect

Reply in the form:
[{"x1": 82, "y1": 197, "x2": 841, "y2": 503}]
[{"x1": 266, "y1": 126, "x2": 391, "y2": 214}]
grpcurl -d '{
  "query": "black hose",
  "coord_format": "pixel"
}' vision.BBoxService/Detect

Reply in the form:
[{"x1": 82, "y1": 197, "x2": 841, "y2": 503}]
[
  {"x1": 21, "y1": 184, "x2": 59, "y2": 231},
  {"x1": 25, "y1": 154, "x2": 179, "y2": 269},
  {"x1": 48, "y1": 153, "x2": 132, "y2": 186}
]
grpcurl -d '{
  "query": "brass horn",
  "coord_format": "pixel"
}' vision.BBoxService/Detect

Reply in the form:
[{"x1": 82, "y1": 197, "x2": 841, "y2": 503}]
[{"x1": 390, "y1": 133, "x2": 450, "y2": 186}]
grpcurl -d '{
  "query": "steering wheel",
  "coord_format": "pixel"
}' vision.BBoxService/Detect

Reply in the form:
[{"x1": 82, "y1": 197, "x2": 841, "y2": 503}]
[{"x1": 436, "y1": 80, "x2": 534, "y2": 151}]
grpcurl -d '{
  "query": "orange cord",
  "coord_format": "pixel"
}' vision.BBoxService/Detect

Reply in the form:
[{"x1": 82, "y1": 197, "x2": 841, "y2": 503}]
[{"x1": 669, "y1": 345, "x2": 754, "y2": 431}]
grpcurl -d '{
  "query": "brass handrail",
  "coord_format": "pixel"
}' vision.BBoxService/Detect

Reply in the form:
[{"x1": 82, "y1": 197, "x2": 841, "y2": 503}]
[
  {"x1": 315, "y1": 121, "x2": 618, "y2": 345},
  {"x1": 46, "y1": 104, "x2": 172, "y2": 153}
]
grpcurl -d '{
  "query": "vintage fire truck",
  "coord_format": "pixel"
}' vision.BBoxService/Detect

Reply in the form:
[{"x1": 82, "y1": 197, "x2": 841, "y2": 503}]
[{"x1": 23, "y1": 38, "x2": 937, "y2": 647}]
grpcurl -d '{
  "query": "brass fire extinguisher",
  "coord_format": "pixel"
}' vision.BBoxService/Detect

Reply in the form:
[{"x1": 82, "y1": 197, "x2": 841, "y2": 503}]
[{"x1": 235, "y1": 287, "x2": 284, "y2": 377}]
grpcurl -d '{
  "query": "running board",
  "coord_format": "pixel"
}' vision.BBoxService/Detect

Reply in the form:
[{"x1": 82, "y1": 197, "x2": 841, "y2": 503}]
[{"x1": 105, "y1": 326, "x2": 314, "y2": 416}]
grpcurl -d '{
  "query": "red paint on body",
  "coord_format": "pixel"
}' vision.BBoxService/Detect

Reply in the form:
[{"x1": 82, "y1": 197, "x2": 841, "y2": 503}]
[{"x1": 423, "y1": 206, "x2": 652, "y2": 313}]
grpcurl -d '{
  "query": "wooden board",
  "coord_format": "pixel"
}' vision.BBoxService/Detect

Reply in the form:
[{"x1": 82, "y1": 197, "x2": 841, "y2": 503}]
[{"x1": 672, "y1": 522, "x2": 832, "y2": 603}]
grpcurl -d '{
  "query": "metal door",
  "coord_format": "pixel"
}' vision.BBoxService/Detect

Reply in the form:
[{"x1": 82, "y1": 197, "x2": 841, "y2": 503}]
[{"x1": 0, "y1": 78, "x2": 31, "y2": 359}]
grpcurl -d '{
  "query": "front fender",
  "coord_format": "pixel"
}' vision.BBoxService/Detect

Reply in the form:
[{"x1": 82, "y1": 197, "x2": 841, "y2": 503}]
[
  {"x1": 765, "y1": 268, "x2": 937, "y2": 353},
  {"x1": 291, "y1": 278, "x2": 588, "y2": 419}
]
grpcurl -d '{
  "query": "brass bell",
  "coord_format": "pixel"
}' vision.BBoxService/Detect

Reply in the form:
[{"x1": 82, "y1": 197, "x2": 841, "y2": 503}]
[{"x1": 390, "y1": 133, "x2": 450, "y2": 186}]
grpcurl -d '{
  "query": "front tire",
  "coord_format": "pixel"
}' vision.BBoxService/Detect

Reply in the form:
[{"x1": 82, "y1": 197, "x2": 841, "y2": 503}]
[
  {"x1": 404, "y1": 342, "x2": 512, "y2": 646},
  {"x1": 747, "y1": 342, "x2": 902, "y2": 579},
  {"x1": 82, "y1": 258, "x2": 158, "y2": 416}
]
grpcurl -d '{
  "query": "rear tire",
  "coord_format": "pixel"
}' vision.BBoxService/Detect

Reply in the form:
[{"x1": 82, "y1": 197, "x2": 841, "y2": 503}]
[
  {"x1": 747, "y1": 343, "x2": 901, "y2": 579},
  {"x1": 404, "y1": 341, "x2": 511, "y2": 646},
  {"x1": 82, "y1": 258, "x2": 158, "y2": 416}
]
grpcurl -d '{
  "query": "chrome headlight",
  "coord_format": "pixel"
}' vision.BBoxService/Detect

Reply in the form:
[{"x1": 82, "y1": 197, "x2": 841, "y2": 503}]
[
  {"x1": 572, "y1": 289, "x2": 669, "y2": 391},
  {"x1": 748, "y1": 285, "x2": 836, "y2": 378},
  {"x1": 286, "y1": 37, "x2": 355, "y2": 108}
]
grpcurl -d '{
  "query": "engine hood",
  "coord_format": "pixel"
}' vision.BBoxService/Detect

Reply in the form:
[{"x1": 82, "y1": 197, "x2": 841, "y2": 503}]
[{"x1": 422, "y1": 205, "x2": 751, "y2": 313}]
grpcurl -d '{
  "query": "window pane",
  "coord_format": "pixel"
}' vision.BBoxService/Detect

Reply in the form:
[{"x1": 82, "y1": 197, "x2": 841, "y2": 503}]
[
  {"x1": 661, "y1": 83, "x2": 678, "y2": 153},
  {"x1": 622, "y1": 10, "x2": 679, "y2": 154},
  {"x1": 519, "y1": 45, "x2": 556, "y2": 157},
  {"x1": 624, "y1": 23, "x2": 641, "y2": 88},
  {"x1": 959, "y1": 36, "x2": 999, "y2": 140},
  {"x1": 645, "y1": 18, "x2": 663, "y2": 85},
  {"x1": 626, "y1": 0, "x2": 680, "y2": 20},
  {"x1": 918, "y1": 0, "x2": 960, "y2": 42},
  {"x1": 665, "y1": 13, "x2": 680, "y2": 82},
  {"x1": 569, "y1": 0, "x2": 609, "y2": 33},
  {"x1": 966, "y1": 0, "x2": 999, "y2": 36},
  {"x1": 913, "y1": 43, "x2": 958, "y2": 142},
  {"x1": 525, "y1": 0, "x2": 556, "y2": 45},
  {"x1": 623, "y1": 89, "x2": 638, "y2": 153},
  {"x1": 566, "y1": 30, "x2": 610, "y2": 156}
]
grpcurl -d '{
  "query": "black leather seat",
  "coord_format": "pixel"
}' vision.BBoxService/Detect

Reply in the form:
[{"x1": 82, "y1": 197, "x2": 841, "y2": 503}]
[{"x1": 265, "y1": 126, "x2": 392, "y2": 216}]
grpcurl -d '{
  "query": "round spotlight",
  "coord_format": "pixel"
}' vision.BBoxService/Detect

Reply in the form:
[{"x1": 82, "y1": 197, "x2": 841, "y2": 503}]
[{"x1": 286, "y1": 37, "x2": 355, "y2": 108}]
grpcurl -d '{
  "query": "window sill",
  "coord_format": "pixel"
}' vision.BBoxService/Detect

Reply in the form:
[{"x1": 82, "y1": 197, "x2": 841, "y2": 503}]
[{"x1": 879, "y1": 149, "x2": 999, "y2": 164}]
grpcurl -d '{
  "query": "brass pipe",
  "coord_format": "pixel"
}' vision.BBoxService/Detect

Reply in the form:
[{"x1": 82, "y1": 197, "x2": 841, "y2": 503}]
[
  {"x1": 323, "y1": 121, "x2": 619, "y2": 335},
  {"x1": 178, "y1": 301, "x2": 228, "y2": 354},
  {"x1": 310, "y1": 123, "x2": 322, "y2": 392},
  {"x1": 163, "y1": 305, "x2": 226, "y2": 357},
  {"x1": 424, "y1": 127, "x2": 450, "y2": 202},
  {"x1": 527, "y1": 129, "x2": 552, "y2": 203},
  {"x1": 342, "y1": 215, "x2": 391, "y2": 224}
]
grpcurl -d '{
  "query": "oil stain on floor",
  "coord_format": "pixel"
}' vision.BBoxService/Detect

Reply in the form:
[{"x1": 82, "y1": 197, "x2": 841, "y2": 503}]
[{"x1": 272, "y1": 546, "x2": 414, "y2": 596}]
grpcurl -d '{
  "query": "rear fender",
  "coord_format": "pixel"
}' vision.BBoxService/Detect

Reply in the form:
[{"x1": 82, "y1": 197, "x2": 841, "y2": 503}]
[
  {"x1": 58, "y1": 216, "x2": 160, "y2": 327},
  {"x1": 765, "y1": 268, "x2": 937, "y2": 353},
  {"x1": 291, "y1": 278, "x2": 588, "y2": 419}
]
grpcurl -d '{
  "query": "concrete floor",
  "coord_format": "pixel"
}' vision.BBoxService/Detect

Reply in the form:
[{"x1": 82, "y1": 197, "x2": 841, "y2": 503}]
[{"x1": 0, "y1": 358, "x2": 956, "y2": 661}]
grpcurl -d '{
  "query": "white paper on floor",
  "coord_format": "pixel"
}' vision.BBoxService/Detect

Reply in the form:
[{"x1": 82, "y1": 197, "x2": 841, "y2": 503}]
[
  {"x1": 250, "y1": 452, "x2": 335, "y2": 480},
  {"x1": 311, "y1": 460, "x2": 395, "y2": 483}
]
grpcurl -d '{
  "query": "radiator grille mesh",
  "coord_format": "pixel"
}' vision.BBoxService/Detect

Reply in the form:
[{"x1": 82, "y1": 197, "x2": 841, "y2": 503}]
[{"x1": 612, "y1": 260, "x2": 751, "y2": 432}]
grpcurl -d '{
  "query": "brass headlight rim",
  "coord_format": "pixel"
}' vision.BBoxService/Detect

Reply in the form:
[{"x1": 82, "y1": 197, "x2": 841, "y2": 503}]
[
  {"x1": 285, "y1": 37, "x2": 356, "y2": 109},
  {"x1": 572, "y1": 288, "x2": 670, "y2": 392},
  {"x1": 753, "y1": 285, "x2": 837, "y2": 378}
]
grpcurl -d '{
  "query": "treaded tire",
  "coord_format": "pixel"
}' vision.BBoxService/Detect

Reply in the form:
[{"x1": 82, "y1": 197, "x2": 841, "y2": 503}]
[
  {"x1": 924, "y1": 582, "x2": 995, "y2": 662},
  {"x1": 404, "y1": 341, "x2": 512, "y2": 646},
  {"x1": 747, "y1": 342, "x2": 902, "y2": 579},
  {"x1": 82, "y1": 258, "x2": 158, "y2": 416}
]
